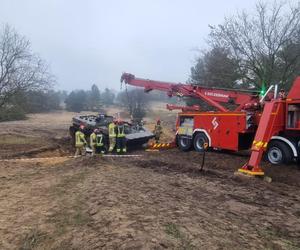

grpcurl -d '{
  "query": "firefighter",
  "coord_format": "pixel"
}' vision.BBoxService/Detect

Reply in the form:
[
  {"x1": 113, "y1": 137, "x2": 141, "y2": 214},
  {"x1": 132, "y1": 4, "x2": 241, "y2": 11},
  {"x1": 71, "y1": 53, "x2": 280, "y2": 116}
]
[
  {"x1": 115, "y1": 119, "x2": 127, "y2": 153},
  {"x1": 96, "y1": 130, "x2": 106, "y2": 154},
  {"x1": 279, "y1": 89, "x2": 286, "y2": 99},
  {"x1": 75, "y1": 125, "x2": 87, "y2": 157},
  {"x1": 90, "y1": 129, "x2": 97, "y2": 156},
  {"x1": 153, "y1": 119, "x2": 163, "y2": 143},
  {"x1": 108, "y1": 119, "x2": 116, "y2": 152}
]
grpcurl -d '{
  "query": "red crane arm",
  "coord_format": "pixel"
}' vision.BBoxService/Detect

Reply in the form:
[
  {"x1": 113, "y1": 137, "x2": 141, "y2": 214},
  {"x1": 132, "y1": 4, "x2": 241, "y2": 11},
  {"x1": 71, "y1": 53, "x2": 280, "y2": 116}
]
[
  {"x1": 166, "y1": 104, "x2": 201, "y2": 112},
  {"x1": 121, "y1": 73, "x2": 259, "y2": 112},
  {"x1": 120, "y1": 73, "x2": 173, "y2": 93}
]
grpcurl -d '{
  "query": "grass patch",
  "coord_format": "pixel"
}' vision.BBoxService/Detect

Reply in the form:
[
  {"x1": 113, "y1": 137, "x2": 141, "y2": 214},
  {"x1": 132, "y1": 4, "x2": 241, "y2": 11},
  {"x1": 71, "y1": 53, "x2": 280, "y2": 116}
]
[
  {"x1": 0, "y1": 135, "x2": 38, "y2": 145},
  {"x1": 257, "y1": 226, "x2": 300, "y2": 249},
  {"x1": 47, "y1": 170, "x2": 92, "y2": 235},
  {"x1": 47, "y1": 196, "x2": 92, "y2": 235},
  {"x1": 49, "y1": 171, "x2": 87, "y2": 197},
  {"x1": 165, "y1": 222, "x2": 182, "y2": 239},
  {"x1": 19, "y1": 228, "x2": 50, "y2": 250},
  {"x1": 165, "y1": 223, "x2": 195, "y2": 250},
  {"x1": 73, "y1": 206, "x2": 92, "y2": 226},
  {"x1": 47, "y1": 210, "x2": 70, "y2": 235}
]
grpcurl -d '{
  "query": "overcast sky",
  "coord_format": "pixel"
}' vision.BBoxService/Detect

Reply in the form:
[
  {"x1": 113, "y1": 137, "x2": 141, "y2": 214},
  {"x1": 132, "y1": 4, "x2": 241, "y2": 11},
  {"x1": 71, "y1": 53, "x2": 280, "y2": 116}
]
[{"x1": 0, "y1": 0, "x2": 258, "y2": 91}]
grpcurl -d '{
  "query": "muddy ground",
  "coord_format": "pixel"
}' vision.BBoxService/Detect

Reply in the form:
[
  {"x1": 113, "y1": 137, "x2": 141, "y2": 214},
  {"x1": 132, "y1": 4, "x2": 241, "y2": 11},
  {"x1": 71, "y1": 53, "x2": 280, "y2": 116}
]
[{"x1": 0, "y1": 111, "x2": 300, "y2": 249}]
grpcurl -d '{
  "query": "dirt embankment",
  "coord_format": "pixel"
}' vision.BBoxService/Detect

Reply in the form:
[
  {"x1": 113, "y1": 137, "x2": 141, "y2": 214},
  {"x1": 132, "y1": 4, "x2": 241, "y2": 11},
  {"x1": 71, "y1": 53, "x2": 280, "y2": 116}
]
[{"x1": 0, "y1": 111, "x2": 80, "y2": 159}]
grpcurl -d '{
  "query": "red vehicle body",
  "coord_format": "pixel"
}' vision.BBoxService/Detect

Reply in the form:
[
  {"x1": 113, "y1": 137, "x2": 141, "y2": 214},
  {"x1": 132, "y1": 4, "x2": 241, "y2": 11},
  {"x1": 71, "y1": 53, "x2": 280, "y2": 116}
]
[{"x1": 121, "y1": 73, "x2": 300, "y2": 175}]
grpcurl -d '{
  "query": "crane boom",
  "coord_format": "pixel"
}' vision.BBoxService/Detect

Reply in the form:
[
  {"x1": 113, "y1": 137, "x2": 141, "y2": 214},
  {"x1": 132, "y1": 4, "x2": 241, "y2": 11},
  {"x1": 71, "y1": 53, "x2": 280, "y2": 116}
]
[{"x1": 121, "y1": 72, "x2": 260, "y2": 112}]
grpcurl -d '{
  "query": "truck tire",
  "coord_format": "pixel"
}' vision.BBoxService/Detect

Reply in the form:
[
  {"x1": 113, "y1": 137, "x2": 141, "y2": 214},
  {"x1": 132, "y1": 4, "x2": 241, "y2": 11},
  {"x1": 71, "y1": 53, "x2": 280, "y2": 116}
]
[
  {"x1": 193, "y1": 133, "x2": 209, "y2": 152},
  {"x1": 266, "y1": 140, "x2": 293, "y2": 164},
  {"x1": 177, "y1": 135, "x2": 192, "y2": 151}
]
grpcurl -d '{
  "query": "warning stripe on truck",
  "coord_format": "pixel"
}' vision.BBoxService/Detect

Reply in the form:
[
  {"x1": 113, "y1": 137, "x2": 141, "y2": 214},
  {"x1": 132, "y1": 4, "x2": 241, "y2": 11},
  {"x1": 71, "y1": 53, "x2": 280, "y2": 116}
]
[
  {"x1": 148, "y1": 142, "x2": 176, "y2": 150},
  {"x1": 251, "y1": 140, "x2": 268, "y2": 150}
]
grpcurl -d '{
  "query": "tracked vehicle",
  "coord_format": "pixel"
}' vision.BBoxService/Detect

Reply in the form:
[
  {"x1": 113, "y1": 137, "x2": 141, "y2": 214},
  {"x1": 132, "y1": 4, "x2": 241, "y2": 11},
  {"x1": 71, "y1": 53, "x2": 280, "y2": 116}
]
[{"x1": 69, "y1": 113, "x2": 155, "y2": 148}]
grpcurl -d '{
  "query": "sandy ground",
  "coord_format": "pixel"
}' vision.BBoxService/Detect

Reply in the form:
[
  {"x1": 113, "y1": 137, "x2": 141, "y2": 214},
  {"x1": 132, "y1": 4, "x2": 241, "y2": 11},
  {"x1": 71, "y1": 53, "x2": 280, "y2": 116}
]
[{"x1": 0, "y1": 109, "x2": 300, "y2": 249}]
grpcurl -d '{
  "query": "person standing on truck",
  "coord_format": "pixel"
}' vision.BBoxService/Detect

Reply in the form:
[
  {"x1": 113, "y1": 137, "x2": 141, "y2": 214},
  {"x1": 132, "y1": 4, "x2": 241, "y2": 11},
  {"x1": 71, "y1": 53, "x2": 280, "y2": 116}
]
[
  {"x1": 96, "y1": 130, "x2": 106, "y2": 154},
  {"x1": 108, "y1": 119, "x2": 116, "y2": 152},
  {"x1": 153, "y1": 119, "x2": 163, "y2": 143},
  {"x1": 90, "y1": 129, "x2": 97, "y2": 156},
  {"x1": 279, "y1": 89, "x2": 286, "y2": 99},
  {"x1": 75, "y1": 125, "x2": 87, "y2": 157},
  {"x1": 115, "y1": 119, "x2": 127, "y2": 153}
]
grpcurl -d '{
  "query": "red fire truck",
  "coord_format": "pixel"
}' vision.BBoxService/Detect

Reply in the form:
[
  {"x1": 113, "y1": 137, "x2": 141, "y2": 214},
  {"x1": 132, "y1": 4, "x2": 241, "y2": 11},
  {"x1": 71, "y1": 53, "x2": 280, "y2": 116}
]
[{"x1": 121, "y1": 73, "x2": 300, "y2": 176}]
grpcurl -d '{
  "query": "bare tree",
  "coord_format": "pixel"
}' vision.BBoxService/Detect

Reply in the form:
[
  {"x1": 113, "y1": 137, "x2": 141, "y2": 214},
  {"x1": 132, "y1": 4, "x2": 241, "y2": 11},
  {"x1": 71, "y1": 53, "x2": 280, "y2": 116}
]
[
  {"x1": 209, "y1": 1, "x2": 300, "y2": 88},
  {"x1": 117, "y1": 89, "x2": 149, "y2": 120},
  {"x1": 0, "y1": 24, "x2": 54, "y2": 108}
]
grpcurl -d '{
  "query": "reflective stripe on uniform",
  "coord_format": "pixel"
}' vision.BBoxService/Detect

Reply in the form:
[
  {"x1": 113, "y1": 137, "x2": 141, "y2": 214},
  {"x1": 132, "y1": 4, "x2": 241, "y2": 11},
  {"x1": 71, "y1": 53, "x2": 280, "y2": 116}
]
[
  {"x1": 90, "y1": 133, "x2": 97, "y2": 146},
  {"x1": 109, "y1": 123, "x2": 116, "y2": 137},
  {"x1": 117, "y1": 125, "x2": 125, "y2": 138},
  {"x1": 96, "y1": 134, "x2": 104, "y2": 146},
  {"x1": 75, "y1": 131, "x2": 86, "y2": 147}
]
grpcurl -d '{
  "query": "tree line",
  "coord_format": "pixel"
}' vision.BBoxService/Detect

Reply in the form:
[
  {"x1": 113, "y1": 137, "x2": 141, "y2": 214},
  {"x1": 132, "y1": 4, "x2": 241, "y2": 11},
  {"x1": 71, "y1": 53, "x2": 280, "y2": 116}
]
[
  {"x1": 0, "y1": 90, "x2": 65, "y2": 121},
  {"x1": 65, "y1": 85, "x2": 115, "y2": 112},
  {"x1": 0, "y1": 83, "x2": 117, "y2": 121},
  {"x1": 1, "y1": 0, "x2": 299, "y2": 121},
  {"x1": 65, "y1": 86, "x2": 167, "y2": 121}
]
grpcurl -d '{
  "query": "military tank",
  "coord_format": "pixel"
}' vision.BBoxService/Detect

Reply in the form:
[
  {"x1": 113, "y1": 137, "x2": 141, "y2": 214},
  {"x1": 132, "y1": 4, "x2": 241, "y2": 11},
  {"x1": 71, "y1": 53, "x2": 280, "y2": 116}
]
[{"x1": 69, "y1": 113, "x2": 155, "y2": 149}]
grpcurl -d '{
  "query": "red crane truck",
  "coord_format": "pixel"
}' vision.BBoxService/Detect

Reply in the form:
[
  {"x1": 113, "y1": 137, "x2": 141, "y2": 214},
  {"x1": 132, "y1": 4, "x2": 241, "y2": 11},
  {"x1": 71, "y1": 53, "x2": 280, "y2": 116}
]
[{"x1": 121, "y1": 73, "x2": 300, "y2": 176}]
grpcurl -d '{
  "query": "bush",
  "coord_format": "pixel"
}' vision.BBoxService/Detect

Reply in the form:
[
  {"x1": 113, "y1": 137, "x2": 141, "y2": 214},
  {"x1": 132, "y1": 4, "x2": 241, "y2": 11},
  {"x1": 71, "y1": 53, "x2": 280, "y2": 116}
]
[{"x1": 0, "y1": 105, "x2": 26, "y2": 122}]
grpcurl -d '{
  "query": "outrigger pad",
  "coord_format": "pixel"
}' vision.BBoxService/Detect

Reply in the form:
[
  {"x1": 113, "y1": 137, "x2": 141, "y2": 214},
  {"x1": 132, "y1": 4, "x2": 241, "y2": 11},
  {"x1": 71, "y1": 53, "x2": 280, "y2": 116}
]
[{"x1": 237, "y1": 168, "x2": 264, "y2": 176}]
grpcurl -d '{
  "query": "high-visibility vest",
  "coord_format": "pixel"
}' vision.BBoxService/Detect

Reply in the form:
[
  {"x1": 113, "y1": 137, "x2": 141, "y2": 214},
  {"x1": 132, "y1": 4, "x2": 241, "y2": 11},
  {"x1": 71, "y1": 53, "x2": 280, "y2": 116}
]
[
  {"x1": 154, "y1": 124, "x2": 162, "y2": 136},
  {"x1": 117, "y1": 124, "x2": 125, "y2": 138},
  {"x1": 90, "y1": 132, "x2": 97, "y2": 146},
  {"x1": 75, "y1": 131, "x2": 86, "y2": 147},
  {"x1": 96, "y1": 134, "x2": 104, "y2": 146},
  {"x1": 108, "y1": 123, "x2": 116, "y2": 137}
]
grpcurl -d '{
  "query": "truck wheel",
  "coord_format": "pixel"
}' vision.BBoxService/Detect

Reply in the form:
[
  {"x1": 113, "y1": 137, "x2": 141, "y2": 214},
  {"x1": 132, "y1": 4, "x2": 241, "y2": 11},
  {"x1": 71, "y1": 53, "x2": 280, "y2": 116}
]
[
  {"x1": 193, "y1": 133, "x2": 209, "y2": 152},
  {"x1": 266, "y1": 141, "x2": 293, "y2": 164},
  {"x1": 177, "y1": 136, "x2": 192, "y2": 151}
]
